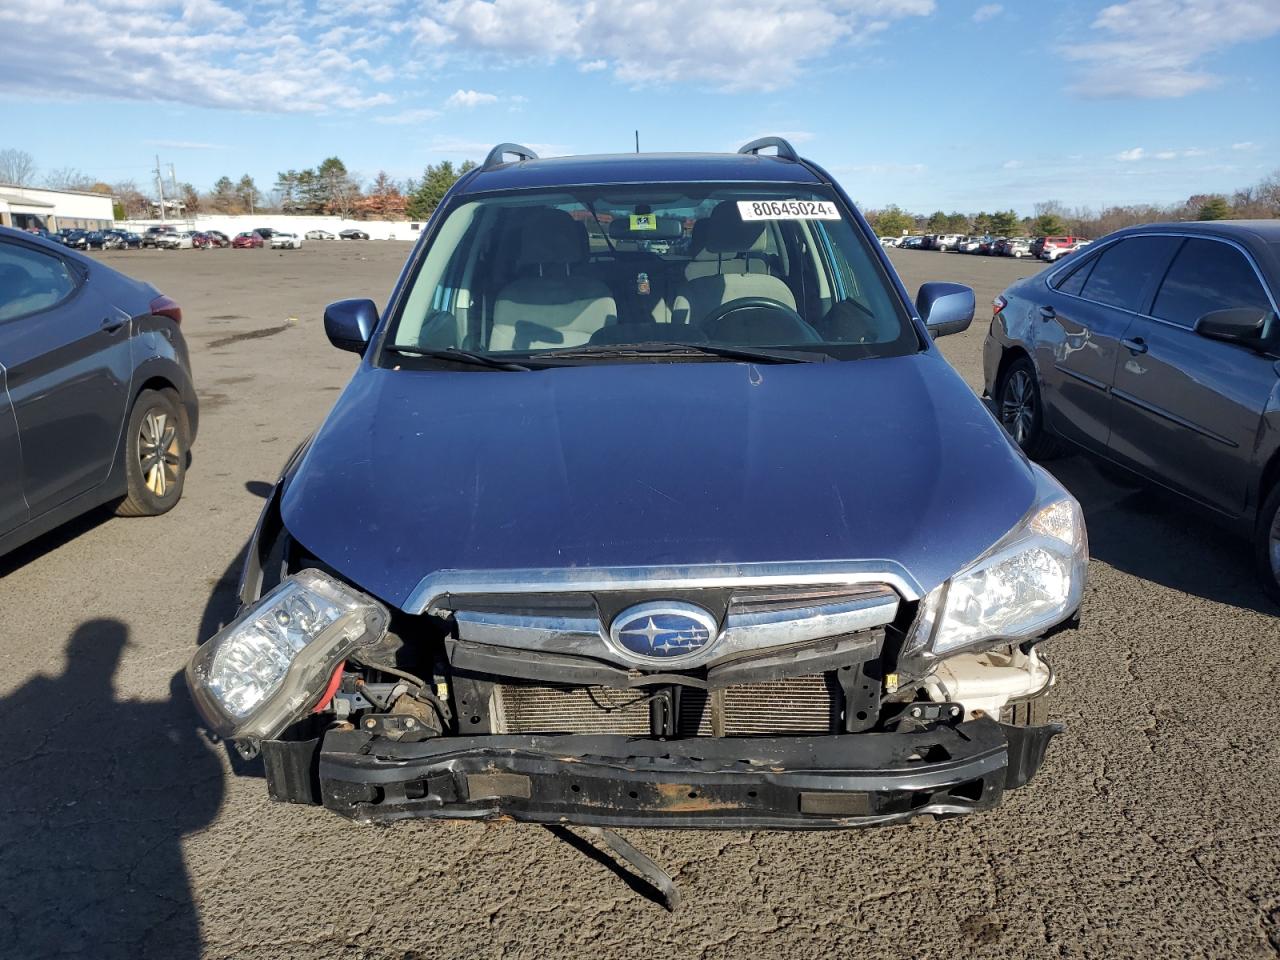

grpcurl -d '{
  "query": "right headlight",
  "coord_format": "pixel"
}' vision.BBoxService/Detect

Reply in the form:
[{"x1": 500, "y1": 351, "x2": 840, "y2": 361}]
[
  {"x1": 906, "y1": 466, "x2": 1087, "y2": 659},
  {"x1": 186, "y1": 569, "x2": 389, "y2": 744}
]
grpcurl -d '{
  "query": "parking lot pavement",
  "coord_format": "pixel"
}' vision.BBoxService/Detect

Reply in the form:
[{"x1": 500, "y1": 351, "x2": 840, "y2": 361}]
[{"x1": 1, "y1": 244, "x2": 1278, "y2": 960}]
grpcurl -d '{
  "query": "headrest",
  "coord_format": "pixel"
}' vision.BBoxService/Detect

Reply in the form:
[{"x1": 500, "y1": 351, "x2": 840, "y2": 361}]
[
  {"x1": 518, "y1": 208, "x2": 588, "y2": 265},
  {"x1": 700, "y1": 201, "x2": 767, "y2": 254}
]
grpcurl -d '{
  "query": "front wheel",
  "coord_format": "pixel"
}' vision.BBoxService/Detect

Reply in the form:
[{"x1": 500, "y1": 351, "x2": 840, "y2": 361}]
[
  {"x1": 116, "y1": 390, "x2": 189, "y2": 517},
  {"x1": 998, "y1": 358, "x2": 1067, "y2": 459},
  {"x1": 1253, "y1": 483, "x2": 1280, "y2": 605}
]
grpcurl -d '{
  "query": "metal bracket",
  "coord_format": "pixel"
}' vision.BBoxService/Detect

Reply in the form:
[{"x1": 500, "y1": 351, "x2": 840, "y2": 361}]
[{"x1": 836, "y1": 660, "x2": 882, "y2": 733}]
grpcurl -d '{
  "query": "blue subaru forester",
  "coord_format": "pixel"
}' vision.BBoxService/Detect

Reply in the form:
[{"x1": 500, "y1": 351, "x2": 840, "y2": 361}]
[{"x1": 188, "y1": 139, "x2": 1086, "y2": 835}]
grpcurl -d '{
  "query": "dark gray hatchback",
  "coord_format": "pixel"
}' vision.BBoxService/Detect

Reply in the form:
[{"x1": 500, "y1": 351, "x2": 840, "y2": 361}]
[{"x1": 983, "y1": 220, "x2": 1280, "y2": 598}]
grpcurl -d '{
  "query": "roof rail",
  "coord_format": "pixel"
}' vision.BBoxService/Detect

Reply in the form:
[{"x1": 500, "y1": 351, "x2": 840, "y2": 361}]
[
  {"x1": 737, "y1": 136, "x2": 799, "y2": 162},
  {"x1": 482, "y1": 143, "x2": 540, "y2": 171}
]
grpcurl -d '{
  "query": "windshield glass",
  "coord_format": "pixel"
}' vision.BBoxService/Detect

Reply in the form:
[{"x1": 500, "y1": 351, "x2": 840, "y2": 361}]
[{"x1": 382, "y1": 183, "x2": 916, "y2": 364}]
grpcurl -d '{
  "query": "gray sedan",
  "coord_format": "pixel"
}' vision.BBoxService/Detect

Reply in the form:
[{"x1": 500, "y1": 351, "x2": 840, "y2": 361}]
[
  {"x1": 0, "y1": 226, "x2": 198, "y2": 557},
  {"x1": 983, "y1": 220, "x2": 1280, "y2": 598}
]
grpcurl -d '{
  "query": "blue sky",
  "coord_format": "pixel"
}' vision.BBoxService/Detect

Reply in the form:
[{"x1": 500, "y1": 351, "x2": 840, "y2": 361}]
[{"x1": 2, "y1": 0, "x2": 1277, "y2": 215}]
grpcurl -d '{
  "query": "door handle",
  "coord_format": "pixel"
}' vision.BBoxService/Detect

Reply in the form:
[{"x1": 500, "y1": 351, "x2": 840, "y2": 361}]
[
  {"x1": 1038, "y1": 305, "x2": 1056, "y2": 320},
  {"x1": 101, "y1": 315, "x2": 127, "y2": 333},
  {"x1": 1121, "y1": 337, "x2": 1148, "y2": 354}
]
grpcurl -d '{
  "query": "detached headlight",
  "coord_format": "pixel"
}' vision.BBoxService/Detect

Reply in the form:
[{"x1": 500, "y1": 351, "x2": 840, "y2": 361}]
[
  {"x1": 186, "y1": 569, "x2": 389, "y2": 742},
  {"x1": 907, "y1": 467, "x2": 1087, "y2": 658}
]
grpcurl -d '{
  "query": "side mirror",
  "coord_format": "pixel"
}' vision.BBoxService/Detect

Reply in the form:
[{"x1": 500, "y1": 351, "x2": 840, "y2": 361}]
[
  {"x1": 323, "y1": 298, "x2": 379, "y2": 354},
  {"x1": 916, "y1": 281, "x2": 975, "y2": 339},
  {"x1": 1194, "y1": 307, "x2": 1271, "y2": 347}
]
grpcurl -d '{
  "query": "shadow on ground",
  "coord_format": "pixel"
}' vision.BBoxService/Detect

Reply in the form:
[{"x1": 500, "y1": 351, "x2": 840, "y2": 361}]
[
  {"x1": 0, "y1": 619, "x2": 223, "y2": 959},
  {"x1": 1048, "y1": 455, "x2": 1277, "y2": 615}
]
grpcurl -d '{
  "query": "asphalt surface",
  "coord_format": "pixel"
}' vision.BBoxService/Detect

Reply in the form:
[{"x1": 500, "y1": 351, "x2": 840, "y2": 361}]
[{"x1": 1, "y1": 241, "x2": 1277, "y2": 959}]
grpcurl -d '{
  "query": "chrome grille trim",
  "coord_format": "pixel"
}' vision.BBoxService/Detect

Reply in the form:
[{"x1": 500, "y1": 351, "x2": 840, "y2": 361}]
[
  {"x1": 411, "y1": 559, "x2": 923, "y2": 615},
  {"x1": 449, "y1": 589, "x2": 899, "y2": 670}
]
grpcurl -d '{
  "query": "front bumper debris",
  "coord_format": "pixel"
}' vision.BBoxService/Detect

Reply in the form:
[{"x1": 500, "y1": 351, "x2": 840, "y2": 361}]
[{"x1": 311, "y1": 717, "x2": 1058, "y2": 829}]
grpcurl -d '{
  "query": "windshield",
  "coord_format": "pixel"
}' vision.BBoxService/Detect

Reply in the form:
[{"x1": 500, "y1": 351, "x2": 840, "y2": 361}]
[{"x1": 381, "y1": 183, "x2": 917, "y2": 365}]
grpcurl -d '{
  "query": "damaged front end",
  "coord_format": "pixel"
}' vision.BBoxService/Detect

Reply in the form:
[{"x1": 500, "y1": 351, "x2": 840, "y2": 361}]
[{"x1": 188, "y1": 466, "x2": 1079, "y2": 829}]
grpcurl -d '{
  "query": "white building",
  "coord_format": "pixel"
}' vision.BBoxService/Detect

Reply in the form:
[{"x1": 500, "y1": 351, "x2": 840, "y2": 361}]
[{"x1": 0, "y1": 184, "x2": 114, "y2": 231}]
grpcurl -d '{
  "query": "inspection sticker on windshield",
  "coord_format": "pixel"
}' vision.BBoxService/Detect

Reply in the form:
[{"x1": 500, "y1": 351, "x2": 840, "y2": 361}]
[
  {"x1": 629, "y1": 213, "x2": 658, "y2": 231},
  {"x1": 737, "y1": 199, "x2": 841, "y2": 221}
]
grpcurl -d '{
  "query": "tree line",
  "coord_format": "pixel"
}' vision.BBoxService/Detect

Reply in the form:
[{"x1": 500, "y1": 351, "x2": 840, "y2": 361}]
[
  {"x1": 0, "y1": 148, "x2": 480, "y2": 223},
  {"x1": 863, "y1": 168, "x2": 1280, "y2": 239},
  {"x1": 4, "y1": 146, "x2": 1278, "y2": 233}
]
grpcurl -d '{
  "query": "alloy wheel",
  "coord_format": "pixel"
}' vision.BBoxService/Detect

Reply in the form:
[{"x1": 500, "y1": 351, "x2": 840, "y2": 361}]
[
  {"x1": 139, "y1": 410, "x2": 180, "y2": 497},
  {"x1": 1001, "y1": 370, "x2": 1036, "y2": 447}
]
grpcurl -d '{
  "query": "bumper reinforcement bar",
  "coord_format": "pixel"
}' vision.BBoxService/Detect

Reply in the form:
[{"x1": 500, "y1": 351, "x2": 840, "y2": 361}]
[{"x1": 314, "y1": 716, "x2": 1059, "y2": 829}]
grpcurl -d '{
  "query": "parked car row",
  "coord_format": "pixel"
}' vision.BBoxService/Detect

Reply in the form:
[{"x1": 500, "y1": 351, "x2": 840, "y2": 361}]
[{"x1": 889, "y1": 233, "x2": 1092, "y2": 261}]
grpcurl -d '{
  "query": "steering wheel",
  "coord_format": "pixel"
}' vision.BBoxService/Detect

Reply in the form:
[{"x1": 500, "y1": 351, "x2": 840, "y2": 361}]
[{"x1": 699, "y1": 297, "x2": 821, "y2": 344}]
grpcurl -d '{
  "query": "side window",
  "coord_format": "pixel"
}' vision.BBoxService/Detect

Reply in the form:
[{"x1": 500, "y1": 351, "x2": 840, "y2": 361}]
[
  {"x1": 1152, "y1": 238, "x2": 1272, "y2": 329},
  {"x1": 1053, "y1": 253, "x2": 1096, "y2": 297},
  {"x1": 0, "y1": 242, "x2": 78, "y2": 322},
  {"x1": 1079, "y1": 236, "x2": 1180, "y2": 313}
]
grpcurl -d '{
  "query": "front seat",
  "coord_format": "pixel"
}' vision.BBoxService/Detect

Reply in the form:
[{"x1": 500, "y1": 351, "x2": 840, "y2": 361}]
[
  {"x1": 490, "y1": 209, "x2": 617, "y2": 351},
  {"x1": 671, "y1": 203, "x2": 796, "y2": 327}
]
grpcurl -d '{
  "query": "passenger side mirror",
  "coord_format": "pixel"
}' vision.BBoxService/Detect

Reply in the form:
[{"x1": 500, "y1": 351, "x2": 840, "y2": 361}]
[
  {"x1": 916, "y1": 282, "x2": 975, "y2": 339},
  {"x1": 324, "y1": 298, "x2": 379, "y2": 354},
  {"x1": 1194, "y1": 307, "x2": 1271, "y2": 348}
]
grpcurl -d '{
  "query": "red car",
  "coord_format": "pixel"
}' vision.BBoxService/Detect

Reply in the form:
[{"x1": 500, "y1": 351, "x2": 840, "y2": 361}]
[{"x1": 232, "y1": 232, "x2": 263, "y2": 249}]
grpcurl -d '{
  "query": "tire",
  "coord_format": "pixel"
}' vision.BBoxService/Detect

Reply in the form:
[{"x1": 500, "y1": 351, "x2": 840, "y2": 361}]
[
  {"x1": 997, "y1": 357, "x2": 1068, "y2": 460},
  {"x1": 116, "y1": 389, "x2": 189, "y2": 517},
  {"x1": 1252, "y1": 482, "x2": 1280, "y2": 606}
]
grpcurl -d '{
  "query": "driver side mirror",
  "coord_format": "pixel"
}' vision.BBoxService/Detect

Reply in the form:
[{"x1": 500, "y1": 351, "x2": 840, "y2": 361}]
[
  {"x1": 916, "y1": 282, "x2": 975, "y2": 339},
  {"x1": 1194, "y1": 307, "x2": 1272, "y2": 348},
  {"x1": 324, "y1": 298, "x2": 379, "y2": 354}
]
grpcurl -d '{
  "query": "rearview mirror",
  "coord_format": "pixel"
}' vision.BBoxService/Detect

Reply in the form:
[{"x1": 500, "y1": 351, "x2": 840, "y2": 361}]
[
  {"x1": 916, "y1": 282, "x2": 975, "y2": 339},
  {"x1": 324, "y1": 298, "x2": 379, "y2": 354},
  {"x1": 1194, "y1": 307, "x2": 1271, "y2": 347}
]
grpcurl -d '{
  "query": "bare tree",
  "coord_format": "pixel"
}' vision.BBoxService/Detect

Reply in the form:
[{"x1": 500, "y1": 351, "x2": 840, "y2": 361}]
[
  {"x1": 112, "y1": 180, "x2": 150, "y2": 219},
  {"x1": 44, "y1": 168, "x2": 97, "y2": 191},
  {"x1": 0, "y1": 148, "x2": 37, "y2": 185}
]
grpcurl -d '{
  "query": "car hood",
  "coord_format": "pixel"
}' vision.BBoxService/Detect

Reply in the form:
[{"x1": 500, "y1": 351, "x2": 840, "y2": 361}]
[{"x1": 280, "y1": 352, "x2": 1036, "y2": 611}]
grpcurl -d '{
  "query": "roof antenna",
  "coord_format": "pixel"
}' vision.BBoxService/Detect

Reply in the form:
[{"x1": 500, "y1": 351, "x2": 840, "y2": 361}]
[{"x1": 635, "y1": 130, "x2": 639, "y2": 154}]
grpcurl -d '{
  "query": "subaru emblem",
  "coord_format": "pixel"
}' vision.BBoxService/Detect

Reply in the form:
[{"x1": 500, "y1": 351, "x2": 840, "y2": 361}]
[{"x1": 609, "y1": 602, "x2": 719, "y2": 663}]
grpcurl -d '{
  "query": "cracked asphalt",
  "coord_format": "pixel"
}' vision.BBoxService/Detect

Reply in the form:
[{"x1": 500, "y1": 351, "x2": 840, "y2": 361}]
[{"x1": 1, "y1": 242, "x2": 1277, "y2": 959}]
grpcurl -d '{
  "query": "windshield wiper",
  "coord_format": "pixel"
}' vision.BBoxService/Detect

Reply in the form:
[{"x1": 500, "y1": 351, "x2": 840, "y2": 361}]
[
  {"x1": 537, "y1": 342, "x2": 827, "y2": 364},
  {"x1": 384, "y1": 345, "x2": 531, "y2": 371}
]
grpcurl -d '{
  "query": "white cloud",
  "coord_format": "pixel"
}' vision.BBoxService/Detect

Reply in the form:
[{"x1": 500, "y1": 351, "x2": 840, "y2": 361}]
[
  {"x1": 835, "y1": 162, "x2": 927, "y2": 176},
  {"x1": 1002, "y1": 159, "x2": 1022, "y2": 169},
  {"x1": 1154, "y1": 150, "x2": 1178, "y2": 159},
  {"x1": 413, "y1": 0, "x2": 936, "y2": 91},
  {"x1": 973, "y1": 4, "x2": 1002, "y2": 22},
  {"x1": 1116, "y1": 147, "x2": 1145, "y2": 161},
  {"x1": 446, "y1": 88, "x2": 500, "y2": 109},
  {"x1": 1232, "y1": 141, "x2": 1257, "y2": 150},
  {"x1": 1062, "y1": 0, "x2": 1280, "y2": 98},
  {"x1": 373, "y1": 107, "x2": 441, "y2": 125},
  {"x1": 0, "y1": 0, "x2": 400, "y2": 112},
  {"x1": 579, "y1": 59, "x2": 607, "y2": 72},
  {"x1": 144, "y1": 139, "x2": 226, "y2": 150}
]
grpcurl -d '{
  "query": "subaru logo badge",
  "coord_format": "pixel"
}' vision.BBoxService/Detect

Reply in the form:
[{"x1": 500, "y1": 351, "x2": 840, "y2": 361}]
[{"x1": 609, "y1": 602, "x2": 718, "y2": 663}]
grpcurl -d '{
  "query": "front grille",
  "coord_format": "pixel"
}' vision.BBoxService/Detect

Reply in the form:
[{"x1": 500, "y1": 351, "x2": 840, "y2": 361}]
[{"x1": 494, "y1": 674, "x2": 836, "y2": 737}]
